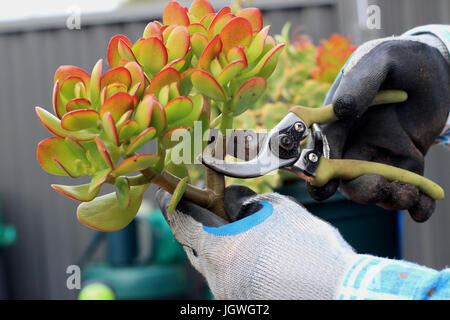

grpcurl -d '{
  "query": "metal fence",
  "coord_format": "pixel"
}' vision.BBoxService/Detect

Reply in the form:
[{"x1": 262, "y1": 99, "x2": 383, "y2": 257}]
[{"x1": 0, "y1": 0, "x2": 448, "y2": 299}]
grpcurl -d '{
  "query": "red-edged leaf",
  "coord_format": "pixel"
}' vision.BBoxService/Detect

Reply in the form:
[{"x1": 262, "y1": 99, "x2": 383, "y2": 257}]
[
  {"x1": 89, "y1": 59, "x2": 103, "y2": 109},
  {"x1": 116, "y1": 109, "x2": 133, "y2": 129},
  {"x1": 124, "y1": 61, "x2": 146, "y2": 99},
  {"x1": 143, "y1": 21, "x2": 163, "y2": 41},
  {"x1": 189, "y1": 0, "x2": 214, "y2": 19},
  {"x1": 102, "y1": 111, "x2": 119, "y2": 146},
  {"x1": 149, "y1": 100, "x2": 167, "y2": 135},
  {"x1": 54, "y1": 65, "x2": 90, "y2": 88},
  {"x1": 137, "y1": 37, "x2": 168, "y2": 75},
  {"x1": 35, "y1": 107, "x2": 97, "y2": 141},
  {"x1": 66, "y1": 98, "x2": 92, "y2": 112},
  {"x1": 163, "y1": 1, "x2": 190, "y2": 26},
  {"x1": 220, "y1": 17, "x2": 253, "y2": 53},
  {"x1": 217, "y1": 60, "x2": 246, "y2": 86},
  {"x1": 165, "y1": 26, "x2": 190, "y2": 61},
  {"x1": 244, "y1": 43, "x2": 285, "y2": 79},
  {"x1": 89, "y1": 168, "x2": 112, "y2": 193},
  {"x1": 60, "y1": 76, "x2": 86, "y2": 100},
  {"x1": 115, "y1": 177, "x2": 131, "y2": 209},
  {"x1": 236, "y1": 8, "x2": 263, "y2": 32},
  {"x1": 119, "y1": 119, "x2": 140, "y2": 142},
  {"x1": 51, "y1": 183, "x2": 100, "y2": 202},
  {"x1": 179, "y1": 68, "x2": 194, "y2": 96},
  {"x1": 245, "y1": 25, "x2": 270, "y2": 64},
  {"x1": 107, "y1": 35, "x2": 133, "y2": 68},
  {"x1": 197, "y1": 34, "x2": 222, "y2": 70},
  {"x1": 200, "y1": 13, "x2": 215, "y2": 29},
  {"x1": 188, "y1": 23, "x2": 207, "y2": 35},
  {"x1": 99, "y1": 92, "x2": 134, "y2": 122},
  {"x1": 134, "y1": 95, "x2": 154, "y2": 130},
  {"x1": 61, "y1": 109, "x2": 99, "y2": 131},
  {"x1": 191, "y1": 32, "x2": 208, "y2": 58},
  {"x1": 165, "y1": 96, "x2": 193, "y2": 124},
  {"x1": 52, "y1": 81, "x2": 65, "y2": 119},
  {"x1": 101, "y1": 66, "x2": 132, "y2": 90},
  {"x1": 146, "y1": 67, "x2": 181, "y2": 96},
  {"x1": 112, "y1": 154, "x2": 161, "y2": 177},
  {"x1": 232, "y1": 77, "x2": 266, "y2": 115},
  {"x1": 117, "y1": 39, "x2": 137, "y2": 63},
  {"x1": 208, "y1": 12, "x2": 235, "y2": 39},
  {"x1": 126, "y1": 127, "x2": 157, "y2": 155},
  {"x1": 94, "y1": 136, "x2": 114, "y2": 169},
  {"x1": 161, "y1": 126, "x2": 190, "y2": 149},
  {"x1": 37, "y1": 137, "x2": 83, "y2": 176},
  {"x1": 191, "y1": 69, "x2": 226, "y2": 101},
  {"x1": 227, "y1": 46, "x2": 248, "y2": 67}
]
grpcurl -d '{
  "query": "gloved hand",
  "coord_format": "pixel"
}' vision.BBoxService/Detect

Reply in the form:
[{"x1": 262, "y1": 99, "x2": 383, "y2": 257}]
[
  {"x1": 306, "y1": 34, "x2": 450, "y2": 222},
  {"x1": 156, "y1": 185, "x2": 357, "y2": 300}
]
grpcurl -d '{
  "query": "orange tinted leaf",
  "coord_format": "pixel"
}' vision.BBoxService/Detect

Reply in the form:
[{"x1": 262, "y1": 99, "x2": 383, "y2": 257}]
[
  {"x1": 143, "y1": 21, "x2": 163, "y2": 41},
  {"x1": 217, "y1": 60, "x2": 246, "y2": 86},
  {"x1": 189, "y1": 0, "x2": 214, "y2": 19},
  {"x1": 61, "y1": 109, "x2": 99, "y2": 131},
  {"x1": 191, "y1": 69, "x2": 226, "y2": 101},
  {"x1": 101, "y1": 67, "x2": 132, "y2": 90},
  {"x1": 163, "y1": 1, "x2": 190, "y2": 26},
  {"x1": 99, "y1": 92, "x2": 134, "y2": 122},
  {"x1": 37, "y1": 137, "x2": 83, "y2": 177},
  {"x1": 236, "y1": 8, "x2": 263, "y2": 32},
  {"x1": 208, "y1": 12, "x2": 234, "y2": 39},
  {"x1": 138, "y1": 37, "x2": 168, "y2": 75},
  {"x1": 107, "y1": 35, "x2": 134, "y2": 68},
  {"x1": 197, "y1": 34, "x2": 222, "y2": 70},
  {"x1": 220, "y1": 17, "x2": 253, "y2": 53},
  {"x1": 165, "y1": 26, "x2": 190, "y2": 61},
  {"x1": 146, "y1": 67, "x2": 181, "y2": 96},
  {"x1": 54, "y1": 65, "x2": 90, "y2": 87}
]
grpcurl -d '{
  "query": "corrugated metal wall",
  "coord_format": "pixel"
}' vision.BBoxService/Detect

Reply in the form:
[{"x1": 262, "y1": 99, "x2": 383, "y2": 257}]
[{"x1": 0, "y1": 0, "x2": 448, "y2": 299}]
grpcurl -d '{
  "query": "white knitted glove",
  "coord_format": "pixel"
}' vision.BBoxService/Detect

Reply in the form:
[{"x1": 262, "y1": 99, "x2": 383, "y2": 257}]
[{"x1": 156, "y1": 185, "x2": 357, "y2": 300}]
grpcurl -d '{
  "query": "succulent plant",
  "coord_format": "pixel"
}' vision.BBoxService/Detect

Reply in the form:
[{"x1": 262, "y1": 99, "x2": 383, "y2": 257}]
[{"x1": 36, "y1": 0, "x2": 285, "y2": 231}]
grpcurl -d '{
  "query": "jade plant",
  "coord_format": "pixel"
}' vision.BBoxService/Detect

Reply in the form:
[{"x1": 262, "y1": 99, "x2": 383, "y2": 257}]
[{"x1": 36, "y1": 0, "x2": 285, "y2": 230}]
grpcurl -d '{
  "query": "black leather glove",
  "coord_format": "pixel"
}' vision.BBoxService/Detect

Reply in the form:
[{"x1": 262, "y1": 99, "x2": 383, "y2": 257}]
[{"x1": 306, "y1": 36, "x2": 450, "y2": 222}]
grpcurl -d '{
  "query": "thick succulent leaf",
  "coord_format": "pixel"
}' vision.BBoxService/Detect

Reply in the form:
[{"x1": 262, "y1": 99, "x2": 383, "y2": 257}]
[
  {"x1": 94, "y1": 136, "x2": 115, "y2": 169},
  {"x1": 115, "y1": 109, "x2": 133, "y2": 129},
  {"x1": 166, "y1": 161, "x2": 190, "y2": 179},
  {"x1": 99, "y1": 92, "x2": 134, "y2": 122},
  {"x1": 101, "y1": 67, "x2": 132, "y2": 90},
  {"x1": 232, "y1": 77, "x2": 266, "y2": 115},
  {"x1": 61, "y1": 109, "x2": 99, "y2": 131},
  {"x1": 134, "y1": 95, "x2": 154, "y2": 130},
  {"x1": 37, "y1": 137, "x2": 83, "y2": 177},
  {"x1": 187, "y1": 23, "x2": 207, "y2": 35},
  {"x1": 179, "y1": 68, "x2": 194, "y2": 96},
  {"x1": 227, "y1": 46, "x2": 248, "y2": 67},
  {"x1": 163, "y1": 58, "x2": 185, "y2": 72},
  {"x1": 191, "y1": 69, "x2": 226, "y2": 101},
  {"x1": 119, "y1": 120, "x2": 140, "y2": 142},
  {"x1": 126, "y1": 127, "x2": 157, "y2": 155},
  {"x1": 102, "y1": 83, "x2": 127, "y2": 102},
  {"x1": 168, "y1": 177, "x2": 189, "y2": 214},
  {"x1": 77, "y1": 184, "x2": 149, "y2": 232},
  {"x1": 236, "y1": 8, "x2": 263, "y2": 32},
  {"x1": 90, "y1": 59, "x2": 102, "y2": 110},
  {"x1": 168, "y1": 94, "x2": 207, "y2": 129},
  {"x1": 102, "y1": 112, "x2": 119, "y2": 146},
  {"x1": 165, "y1": 96, "x2": 193, "y2": 124},
  {"x1": 165, "y1": 26, "x2": 190, "y2": 61},
  {"x1": 124, "y1": 61, "x2": 146, "y2": 99},
  {"x1": 112, "y1": 154, "x2": 161, "y2": 177},
  {"x1": 217, "y1": 60, "x2": 246, "y2": 86},
  {"x1": 169, "y1": 82, "x2": 181, "y2": 100},
  {"x1": 89, "y1": 168, "x2": 112, "y2": 193},
  {"x1": 115, "y1": 176, "x2": 131, "y2": 209},
  {"x1": 191, "y1": 32, "x2": 208, "y2": 58},
  {"x1": 189, "y1": 0, "x2": 214, "y2": 19},
  {"x1": 200, "y1": 13, "x2": 215, "y2": 29},
  {"x1": 117, "y1": 39, "x2": 137, "y2": 64},
  {"x1": 146, "y1": 67, "x2": 181, "y2": 96},
  {"x1": 64, "y1": 137, "x2": 89, "y2": 164},
  {"x1": 158, "y1": 84, "x2": 170, "y2": 106},
  {"x1": 244, "y1": 43, "x2": 285, "y2": 79},
  {"x1": 66, "y1": 98, "x2": 92, "y2": 112},
  {"x1": 220, "y1": 17, "x2": 253, "y2": 53},
  {"x1": 138, "y1": 37, "x2": 168, "y2": 75},
  {"x1": 245, "y1": 25, "x2": 270, "y2": 64},
  {"x1": 149, "y1": 100, "x2": 167, "y2": 135},
  {"x1": 83, "y1": 140, "x2": 109, "y2": 172},
  {"x1": 52, "y1": 183, "x2": 100, "y2": 202},
  {"x1": 163, "y1": 1, "x2": 190, "y2": 26},
  {"x1": 52, "y1": 81, "x2": 66, "y2": 119},
  {"x1": 209, "y1": 57, "x2": 222, "y2": 78},
  {"x1": 161, "y1": 126, "x2": 190, "y2": 149},
  {"x1": 107, "y1": 35, "x2": 134, "y2": 68},
  {"x1": 143, "y1": 21, "x2": 163, "y2": 41},
  {"x1": 162, "y1": 25, "x2": 176, "y2": 42},
  {"x1": 197, "y1": 34, "x2": 222, "y2": 70},
  {"x1": 35, "y1": 107, "x2": 97, "y2": 141},
  {"x1": 208, "y1": 11, "x2": 234, "y2": 38},
  {"x1": 60, "y1": 76, "x2": 85, "y2": 100},
  {"x1": 54, "y1": 65, "x2": 90, "y2": 88}
]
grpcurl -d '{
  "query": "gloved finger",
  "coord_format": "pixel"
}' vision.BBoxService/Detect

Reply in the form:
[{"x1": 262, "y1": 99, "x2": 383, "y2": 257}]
[
  {"x1": 223, "y1": 184, "x2": 261, "y2": 221},
  {"x1": 156, "y1": 188, "x2": 227, "y2": 248},
  {"x1": 331, "y1": 40, "x2": 395, "y2": 121},
  {"x1": 407, "y1": 193, "x2": 435, "y2": 223}
]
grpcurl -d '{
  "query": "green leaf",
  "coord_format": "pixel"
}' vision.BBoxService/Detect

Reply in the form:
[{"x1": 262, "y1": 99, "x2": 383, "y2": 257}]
[
  {"x1": 115, "y1": 176, "x2": 131, "y2": 209},
  {"x1": 232, "y1": 77, "x2": 266, "y2": 116},
  {"x1": 102, "y1": 111, "x2": 119, "y2": 146},
  {"x1": 191, "y1": 69, "x2": 226, "y2": 101},
  {"x1": 77, "y1": 184, "x2": 149, "y2": 232},
  {"x1": 51, "y1": 183, "x2": 100, "y2": 202},
  {"x1": 119, "y1": 120, "x2": 140, "y2": 142},
  {"x1": 164, "y1": 96, "x2": 193, "y2": 124},
  {"x1": 89, "y1": 168, "x2": 112, "y2": 193},
  {"x1": 168, "y1": 177, "x2": 189, "y2": 214},
  {"x1": 126, "y1": 127, "x2": 157, "y2": 156},
  {"x1": 112, "y1": 154, "x2": 160, "y2": 177}
]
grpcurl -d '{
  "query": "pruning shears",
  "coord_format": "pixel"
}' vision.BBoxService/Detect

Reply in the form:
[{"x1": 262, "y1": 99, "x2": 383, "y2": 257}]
[{"x1": 202, "y1": 90, "x2": 445, "y2": 200}]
